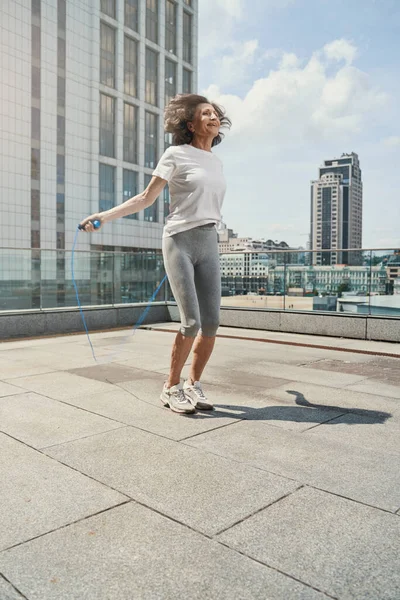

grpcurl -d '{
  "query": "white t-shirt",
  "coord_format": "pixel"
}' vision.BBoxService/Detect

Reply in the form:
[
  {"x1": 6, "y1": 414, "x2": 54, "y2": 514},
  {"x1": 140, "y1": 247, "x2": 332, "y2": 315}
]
[{"x1": 152, "y1": 144, "x2": 227, "y2": 238}]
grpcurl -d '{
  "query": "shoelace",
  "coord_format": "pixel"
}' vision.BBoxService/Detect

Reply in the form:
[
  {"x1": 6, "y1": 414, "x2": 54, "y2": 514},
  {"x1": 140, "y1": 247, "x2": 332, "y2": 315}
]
[
  {"x1": 172, "y1": 388, "x2": 189, "y2": 404},
  {"x1": 193, "y1": 383, "x2": 206, "y2": 399}
]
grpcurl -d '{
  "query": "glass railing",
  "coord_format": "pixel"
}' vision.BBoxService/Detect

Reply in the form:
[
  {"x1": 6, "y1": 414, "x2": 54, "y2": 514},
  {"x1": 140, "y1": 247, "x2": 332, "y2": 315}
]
[
  {"x1": 0, "y1": 248, "x2": 169, "y2": 311},
  {"x1": 220, "y1": 248, "x2": 400, "y2": 317},
  {"x1": 1, "y1": 247, "x2": 399, "y2": 317}
]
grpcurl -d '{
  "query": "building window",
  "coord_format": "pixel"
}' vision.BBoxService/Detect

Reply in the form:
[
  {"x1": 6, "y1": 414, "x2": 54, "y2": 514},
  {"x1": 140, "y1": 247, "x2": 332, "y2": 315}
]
[
  {"x1": 32, "y1": 0, "x2": 41, "y2": 17},
  {"x1": 32, "y1": 66, "x2": 40, "y2": 99},
  {"x1": 31, "y1": 107, "x2": 40, "y2": 140},
  {"x1": 123, "y1": 103, "x2": 137, "y2": 163},
  {"x1": 145, "y1": 111, "x2": 157, "y2": 168},
  {"x1": 57, "y1": 154, "x2": 65, "y2": 184},
  {"x1": 165, "y1": 59, "x2": 176, "y2": 106},
  {"x1": 32, "y1": 25, "x2": 41, "y2": 61},
  {"x1": 163, "y1": 185, "x2": 170, "y2": 222},
  {"x1": 58, "y1": 37, "x2": 66, "y2": 71},
  {"x1": 164, "y1": 132, "x2": 173, "y2": 150},
  {"x1": 56, "y1": 193, "x2": 64, "y2": 223},
  {"x1": 123, "y1": 169, "x2": 138, "y2": 219},
  {"x1": 146, "y1": 0, "x2": 158, "y2": 43},
  {"x1": 58, "y1": 0, "x2": 66, "y2": 32},
  {"x1": 101, "y1": 0, "x2": 116, "y2": 19},
  {"x1": 165, "y1": 0, "x2": 176, "y2": 54},
  {"x1": 145, "y1": 48, "x2": 158, "y2": 105},
  {"x1": 124, "y1": 36, "x2": 138, "y2": 97},
  {"x1": 182, "y1": 68, "x2": 192, "y2": 93},
  {"x1": 125, "y1": 0, "x2": 139, "y2": 31},
  {"x1": 31, "y1": 230, "x2": 40, "y2": 249},
  {"x1": 182, "y1": 11, "x2": 192, "y2": 63},
  {"x1": 57, "y1": 115, "x2": 65, "y2": 147},
  {"x1": 144, "y1": 174, "x2": 158, "y2": 222},
  {"x1": 57, "y1": 76, "x2": 65, "y2": 108},
  {"x1": 100, "y1": 23, "x2": 116, "y2": 88},
  {"x1": 31, "y1": 190, "x2": 40, "y2": 222},
  {"x1": 99, "y1": 94, "x2": 115, "y2": 157},
  {"x1": 99, "y1": 164, "x2": 115, "y2": 212},
  {"x1": 31, "y1": 149, "x2": 40, "y2": 180}
]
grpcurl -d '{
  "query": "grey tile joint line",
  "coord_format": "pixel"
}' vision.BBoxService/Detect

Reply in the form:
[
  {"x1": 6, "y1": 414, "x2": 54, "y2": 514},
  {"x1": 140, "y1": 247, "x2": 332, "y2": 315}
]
[
  {"x1": 0, "y1": 430, "x2": 132, "y2": 502},
  {"x1": 13, "y1": 387, "x2": 182, "y2": 446},
  {"x1": 0, "y1": 572, "x2": 29, "y2": 600},
  {"x1": 178, "y1": 417, "x2": 245, "y2": 442},
  {"x1": 213, "y1": 485, "x2": 305, "y2": 537},
  {"x1": 1, "y1": 500, "x2": 133, "y2": 554},
  {"x1": 300, "y1": 412, "x2": 349, "y2": 432},
  {"x1": 38, "y1": 425, "x2": 129, "y2": 451},
  {"x1": 216, "y1": 539, "x2": 339, "y2": 599},
  {"x1": 180, "y1": 441, "x2": 399, "y2": 516}
]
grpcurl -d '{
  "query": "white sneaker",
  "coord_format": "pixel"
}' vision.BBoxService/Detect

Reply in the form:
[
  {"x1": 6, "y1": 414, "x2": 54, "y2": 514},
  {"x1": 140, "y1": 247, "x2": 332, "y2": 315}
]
[
  {"x1": 160, "y1": 383, "x2": 195, "y2": 414},
  {"x1": 183, "y1": 380, "x2": 214, "y2": 411}
]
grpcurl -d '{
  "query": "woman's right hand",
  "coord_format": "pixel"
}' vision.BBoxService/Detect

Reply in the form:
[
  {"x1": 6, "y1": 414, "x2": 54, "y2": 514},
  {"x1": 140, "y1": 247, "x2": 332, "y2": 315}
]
[{"x1": 79, "y1": 214, "x2": 103, "y2": 232}]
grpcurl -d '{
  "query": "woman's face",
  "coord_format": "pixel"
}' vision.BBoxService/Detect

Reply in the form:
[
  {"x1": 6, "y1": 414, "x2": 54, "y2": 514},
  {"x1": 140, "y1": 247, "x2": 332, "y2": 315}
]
[{"x1": 190, "y1": 103, "x2": 220, "y2": 139}]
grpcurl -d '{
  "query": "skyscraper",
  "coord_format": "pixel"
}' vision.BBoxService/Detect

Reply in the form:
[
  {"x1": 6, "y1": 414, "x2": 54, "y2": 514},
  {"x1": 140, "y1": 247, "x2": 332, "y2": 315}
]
[
  {"x1": 0, "y1": 0, "x2": 198, "y2": 252},
  {"x1": 310, "y1": 153, "x2": 363, "y2": 266}
]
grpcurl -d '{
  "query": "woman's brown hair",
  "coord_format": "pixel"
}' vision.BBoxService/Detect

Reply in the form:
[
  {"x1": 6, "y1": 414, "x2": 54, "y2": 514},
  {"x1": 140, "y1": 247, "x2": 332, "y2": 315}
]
[{"x1": 164, "y1": 94, "x2": 231, "y2": 147}]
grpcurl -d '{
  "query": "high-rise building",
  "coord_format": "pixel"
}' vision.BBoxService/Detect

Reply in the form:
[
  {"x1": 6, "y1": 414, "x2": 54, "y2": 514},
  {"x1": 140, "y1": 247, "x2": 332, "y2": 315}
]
[
  {"x1": 0, "y1": 0, "x2": 198, "y2": 297},
  {"x1": 310, "y1": 153, "x2": 363, "y2": 265}
]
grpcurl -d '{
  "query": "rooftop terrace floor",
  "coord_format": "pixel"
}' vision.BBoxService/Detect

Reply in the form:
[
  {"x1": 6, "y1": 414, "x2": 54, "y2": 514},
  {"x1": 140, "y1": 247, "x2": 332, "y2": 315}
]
[{"x1": 0, "y1": 324, "x2": 399, "y2": 599}]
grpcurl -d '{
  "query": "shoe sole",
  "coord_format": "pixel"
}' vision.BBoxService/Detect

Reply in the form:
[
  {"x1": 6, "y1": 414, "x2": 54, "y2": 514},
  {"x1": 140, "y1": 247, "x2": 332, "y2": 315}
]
[
  {"x1": 195, "y1": 403, "x2": 214, "y2": 411},
  {"x1": 183, "y1": 391, "x2": 214, "y2": 411},
  {"x1": 159, "y1": 395, "x2": 195, "y2": 415}
]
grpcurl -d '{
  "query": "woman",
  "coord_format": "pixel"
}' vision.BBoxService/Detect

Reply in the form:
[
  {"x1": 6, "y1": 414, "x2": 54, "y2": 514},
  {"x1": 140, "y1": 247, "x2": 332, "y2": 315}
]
[{"x1": 80, "y1": 94, "x2": 231, "y2": 415}]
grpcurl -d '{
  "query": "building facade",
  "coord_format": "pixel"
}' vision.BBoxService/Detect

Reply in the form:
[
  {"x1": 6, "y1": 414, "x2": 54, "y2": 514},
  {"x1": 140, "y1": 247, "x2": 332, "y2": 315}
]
[
  {"x1": 0, "y1": 0, "x2": 197, "y2": 307},
  {"x1": 310, "y1": 153, "x2": 363, "y2": 266},
  {"x1": 220, "y1": 250, "x2": 387, "y2": 297}
]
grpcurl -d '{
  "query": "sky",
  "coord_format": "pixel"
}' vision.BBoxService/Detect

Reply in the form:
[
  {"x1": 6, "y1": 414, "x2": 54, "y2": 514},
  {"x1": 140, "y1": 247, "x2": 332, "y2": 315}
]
[{"x1": 198, "y1": 0, "x2": 400, "y2": 249}]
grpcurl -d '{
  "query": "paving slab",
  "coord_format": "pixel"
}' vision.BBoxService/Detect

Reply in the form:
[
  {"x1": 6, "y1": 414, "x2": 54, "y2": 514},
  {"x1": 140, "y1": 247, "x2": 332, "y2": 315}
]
[
  {"x1": 0, "y1": 502, "x2": 326, "y2": 600},
  {"x1": 242, "y1": 360, "x2": 369, "y2": 388},
  {"x1": 347, "y1": 379, "x2": 400, "y2": 399},
  {"x1": 45, "y1": 426, "x2": 300, "y2": 536},
  {"x1": 0, "y1": 381, "x2": 26, "y2": 398},
  {"x1": 218, "y1": 487, "x2": 400, "y2": 600},
  {"x1": 308, "y1": 356, "x2": 400, "y2": 386},
  {"x1": 0, "y1": 433, "x2": 127, "y2": 551},
  {"x1": 0, "y1": 575, "x2": 25, "y2": 600},
  {"x1": 0, "y1": 392, "x2": 124, "y2": 449},
  {"x1": 266, "y1": 382, "x2": 400, "y2": 423},
  {"x1": 306, "y1": 412, "x2": 400, "y2": 455},
  {"x1": 54, "y1": 376, "x2": 243, "y2": 441},
  {"x1": 3, "y1": 372, "x2": 115, "y2": 401},
  {"x1": 185, "y1": 420, "x2": 400, "y2": 512}
]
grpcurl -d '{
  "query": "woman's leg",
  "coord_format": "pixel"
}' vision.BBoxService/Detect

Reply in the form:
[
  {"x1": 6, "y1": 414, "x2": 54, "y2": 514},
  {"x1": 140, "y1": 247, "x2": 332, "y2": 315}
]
[
  {"x1": 188, "y1": 228, "x2": 221, "y2": 383},
  {"x1": 189, "y1": 334, "x2": 216, "y2": 384},
  {"x1": 166, "y1": 331, "x2": 194, "y2": 388},
  {"x1": 163, "y1": 234, "x2": 201, "y2": 388}
]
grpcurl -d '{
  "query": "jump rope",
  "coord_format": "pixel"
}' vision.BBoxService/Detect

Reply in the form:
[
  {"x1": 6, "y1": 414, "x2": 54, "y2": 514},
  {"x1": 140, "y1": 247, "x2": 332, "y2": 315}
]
[{"x1": 72, "y1": 219, "x2": 167, "y2": 365}]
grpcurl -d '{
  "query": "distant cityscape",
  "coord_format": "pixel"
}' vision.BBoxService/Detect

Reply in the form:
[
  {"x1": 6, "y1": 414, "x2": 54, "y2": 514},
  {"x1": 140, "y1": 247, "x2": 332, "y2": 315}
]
[{"x1": 217, "y1": 152, "x2": 400, "y2": 314}]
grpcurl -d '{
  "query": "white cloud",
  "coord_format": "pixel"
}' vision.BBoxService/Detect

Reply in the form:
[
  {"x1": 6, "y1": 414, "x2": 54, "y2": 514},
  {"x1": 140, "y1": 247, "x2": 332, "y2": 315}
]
[
  {"x1": 204, "y1": 41, "x2": 387, "y2": 141},
  {"x1": 383, "y1": 136, "x2": 400, "y2": 147},
  {"x1": 323, "y1": 39, "x2": 358, "y2": 64},
  {"x1": 213, "y1": 39, "x2": 259, "y2": 87},
  {"x1": 202, "y1": 40, "x2": 390, "y2": 243}
]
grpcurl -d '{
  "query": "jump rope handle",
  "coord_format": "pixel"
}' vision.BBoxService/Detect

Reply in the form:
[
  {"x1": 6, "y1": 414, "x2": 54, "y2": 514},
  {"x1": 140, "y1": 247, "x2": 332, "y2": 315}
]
[{"x1": 78, "y1": 219, "x2": 101, "y2": 231}]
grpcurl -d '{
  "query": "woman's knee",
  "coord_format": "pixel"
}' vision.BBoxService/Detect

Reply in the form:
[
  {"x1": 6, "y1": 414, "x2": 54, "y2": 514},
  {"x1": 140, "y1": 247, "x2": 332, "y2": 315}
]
[
  {"x1": 180, "y1": 318, "x2": 201, "y2": 338},
  {"x1": 200, "y1": 320, "x2": 220, "y2": 337}
]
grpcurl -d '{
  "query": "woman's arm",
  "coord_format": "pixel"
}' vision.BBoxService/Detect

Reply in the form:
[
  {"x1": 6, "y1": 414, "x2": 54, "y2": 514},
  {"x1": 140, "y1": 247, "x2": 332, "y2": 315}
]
[{"x1": 79, "y1": 176, "x2": 168, "y2": 232}]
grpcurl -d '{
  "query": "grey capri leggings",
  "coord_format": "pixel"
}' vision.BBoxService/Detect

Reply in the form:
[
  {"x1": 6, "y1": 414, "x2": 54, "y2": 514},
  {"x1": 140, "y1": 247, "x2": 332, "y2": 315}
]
[{"x1": 162, "y1": 224, "x2": 221, "y2": 338}]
